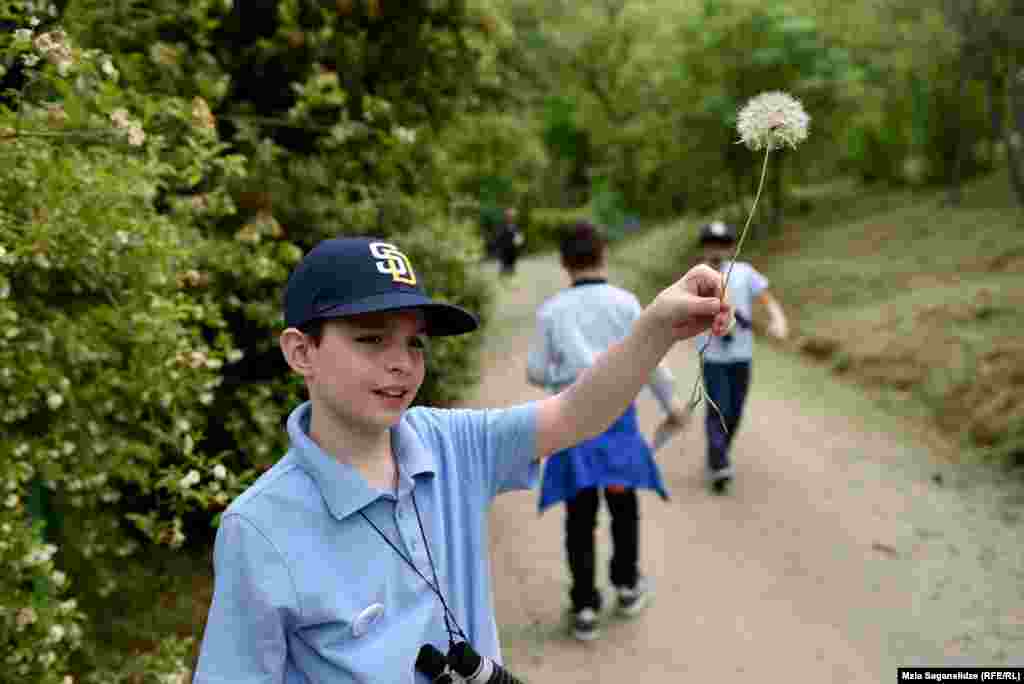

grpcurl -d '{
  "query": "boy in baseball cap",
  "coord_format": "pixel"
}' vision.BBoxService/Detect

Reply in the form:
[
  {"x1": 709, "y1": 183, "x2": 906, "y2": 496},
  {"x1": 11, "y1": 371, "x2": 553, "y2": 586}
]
[{"x1": 195, "y1": 235, "x2": 733, "y2": 683}]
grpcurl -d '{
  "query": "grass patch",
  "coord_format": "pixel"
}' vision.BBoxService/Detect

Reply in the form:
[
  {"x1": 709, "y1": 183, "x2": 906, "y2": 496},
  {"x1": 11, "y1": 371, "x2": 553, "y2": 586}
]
[{"x1": 758, "y1": 170, "x2": 1022, "y2": 464}]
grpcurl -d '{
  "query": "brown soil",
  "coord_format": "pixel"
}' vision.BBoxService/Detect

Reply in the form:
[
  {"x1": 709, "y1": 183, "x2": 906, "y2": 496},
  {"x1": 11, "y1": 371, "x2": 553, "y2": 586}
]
[{"x1": 462, "y1": 255, "x2": 1024, "y2": 682}]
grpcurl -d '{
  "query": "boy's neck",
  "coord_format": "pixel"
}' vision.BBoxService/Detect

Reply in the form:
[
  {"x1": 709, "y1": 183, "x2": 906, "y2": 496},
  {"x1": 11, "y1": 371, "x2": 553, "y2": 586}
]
[
  {"x1": 568, "y1": 267, "x2": 607, "y2": 284},
  {"x1": 308, "y1": 406, "x2": 397, "y2": 492}
]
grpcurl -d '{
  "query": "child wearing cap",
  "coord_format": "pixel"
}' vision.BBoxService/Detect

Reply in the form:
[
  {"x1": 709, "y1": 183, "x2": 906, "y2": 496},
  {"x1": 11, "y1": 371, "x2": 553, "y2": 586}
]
[
  {"x1": 526, "y1": 222, "x2": 688, "y2": 641},
  {"x1": 695, "y1": 221, "x2": 789, "y2": 494},
  {"x1": 193, "y1": 235, "x2": 733, "y2": 683}
]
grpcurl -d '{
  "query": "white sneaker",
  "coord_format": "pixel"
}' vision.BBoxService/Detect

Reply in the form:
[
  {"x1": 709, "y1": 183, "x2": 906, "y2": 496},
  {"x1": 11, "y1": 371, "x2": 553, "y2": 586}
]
[
  {"x1": 572, "y1": 607, "x2": 601, "y2": 641},
  {"x1": 616, "y1": 577, "x2": 651, "y2": 617}
]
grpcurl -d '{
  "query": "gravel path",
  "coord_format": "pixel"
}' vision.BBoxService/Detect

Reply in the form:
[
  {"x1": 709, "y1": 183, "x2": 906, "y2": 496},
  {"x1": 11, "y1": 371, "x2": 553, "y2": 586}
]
[{"x1": 459, "y1": 253, "x2": 1024, "y2": 683}]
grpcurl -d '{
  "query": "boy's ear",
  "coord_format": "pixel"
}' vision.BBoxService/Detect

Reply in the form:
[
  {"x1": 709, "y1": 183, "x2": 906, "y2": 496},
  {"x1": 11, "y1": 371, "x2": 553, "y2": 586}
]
[{"x1": 279, "y1": 328, "x2": 315, "y2": 377}]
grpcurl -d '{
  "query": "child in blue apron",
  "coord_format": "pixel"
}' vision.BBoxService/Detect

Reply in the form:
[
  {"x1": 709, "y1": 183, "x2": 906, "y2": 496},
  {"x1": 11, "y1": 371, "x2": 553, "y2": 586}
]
[{"x1": 527, "y1": 222, "x2": 687, "y2": 641}]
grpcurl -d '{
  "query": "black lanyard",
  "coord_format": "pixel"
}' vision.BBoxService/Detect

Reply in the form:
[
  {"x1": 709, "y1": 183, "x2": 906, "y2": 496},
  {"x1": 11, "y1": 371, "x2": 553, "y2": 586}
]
[{"x1": 358, "y1": 489, "x2": 466, "y2": 649}]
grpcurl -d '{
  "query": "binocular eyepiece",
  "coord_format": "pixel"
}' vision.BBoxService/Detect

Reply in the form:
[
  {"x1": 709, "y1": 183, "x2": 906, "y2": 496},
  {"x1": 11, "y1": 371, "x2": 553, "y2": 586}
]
[{"x1": 416, "y1": 641, "x2": 525, "y2": 684}]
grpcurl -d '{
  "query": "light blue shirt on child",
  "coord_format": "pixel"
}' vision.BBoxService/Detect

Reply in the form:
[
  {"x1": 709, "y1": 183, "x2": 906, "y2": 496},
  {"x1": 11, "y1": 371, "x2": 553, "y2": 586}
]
[
  {"x1": 526, "y1": 281, "x2": 675, "y2": 411},
  {"x1": 193, "y1": 400, "x2": 539, "y2": 684},
  {"x1": 695, "y1": 261, "x2": 769, "y2": 364}
]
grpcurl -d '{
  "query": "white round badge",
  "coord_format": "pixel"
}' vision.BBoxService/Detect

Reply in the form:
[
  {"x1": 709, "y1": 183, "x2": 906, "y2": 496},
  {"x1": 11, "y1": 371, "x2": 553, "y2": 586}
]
[{"x1": 351, "y1": 603, "x2": 385, "y2": 638}]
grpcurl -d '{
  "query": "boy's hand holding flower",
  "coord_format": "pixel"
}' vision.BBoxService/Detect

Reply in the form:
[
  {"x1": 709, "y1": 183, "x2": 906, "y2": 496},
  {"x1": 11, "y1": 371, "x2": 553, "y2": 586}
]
[{"x1": 649, "y1": 264, "x2": 734, "y2": 341}]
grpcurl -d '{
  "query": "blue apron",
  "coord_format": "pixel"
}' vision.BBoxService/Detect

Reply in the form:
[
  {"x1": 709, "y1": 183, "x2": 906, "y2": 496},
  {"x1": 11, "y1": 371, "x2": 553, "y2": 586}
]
[{"x1": 538, "y1": 404, "x2": 669, "y2": 512}]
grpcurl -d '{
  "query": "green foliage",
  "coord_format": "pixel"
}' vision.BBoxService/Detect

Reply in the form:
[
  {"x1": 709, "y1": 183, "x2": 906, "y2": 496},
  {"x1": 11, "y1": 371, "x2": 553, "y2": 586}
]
[
  {"x1": 0, "y1": 5, "x2": 257, "y2": 680},
  {"x1": 1, "y1": 2, "x2": 499, "y2": 680},
  {"x1": 524, "y1": 206, "x2": 595, "y2": 254}
]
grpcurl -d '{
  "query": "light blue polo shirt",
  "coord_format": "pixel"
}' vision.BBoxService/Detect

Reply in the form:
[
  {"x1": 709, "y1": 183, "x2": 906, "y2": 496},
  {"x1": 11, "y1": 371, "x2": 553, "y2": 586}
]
[
  {"x1": 694, "y1": 260, "x2": 769, "y2": 364},
  {"x1": 194, "y1": 400, "x2": 539, "y2": 684}
]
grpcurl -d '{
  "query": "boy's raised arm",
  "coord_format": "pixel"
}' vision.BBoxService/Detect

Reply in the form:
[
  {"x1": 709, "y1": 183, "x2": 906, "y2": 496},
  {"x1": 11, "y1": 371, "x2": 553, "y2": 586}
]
[{"x1": 534, "y1": 264, "x2": 731, "y2": 461}]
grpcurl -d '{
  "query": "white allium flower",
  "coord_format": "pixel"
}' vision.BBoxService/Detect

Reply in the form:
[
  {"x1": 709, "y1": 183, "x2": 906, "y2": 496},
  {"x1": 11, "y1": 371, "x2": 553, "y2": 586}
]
[
  {"x1": 47, "y1": 392, "x2": 64, "y2": 410},
  {"x1": 212, "y1": 464, "x2": 228, "y2": 480},
  {"x1": 49, "y1": 624, "x2": 65, "y2": 641},
  {"x1": 51, "y1": 570, "x2": 66, "y2": 587},
  {"x1": 5, "y1": 494, "x2": 18, "y2": 508},
  {"x1": 22, "y1": 53, "x2": 40, "y2": 67},
  {"x1": 736, "y1": 91, "x2": 810, "y2": 151},
  {"x1": 29, "y1": 17, "x2": 41, "y2": 27},
  {"x1": 14, "y1": 29, "x2": 33, "y2": 42}
]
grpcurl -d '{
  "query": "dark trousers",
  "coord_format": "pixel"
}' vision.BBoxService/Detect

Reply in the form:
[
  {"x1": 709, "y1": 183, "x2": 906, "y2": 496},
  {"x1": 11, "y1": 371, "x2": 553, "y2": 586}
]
[
  {"x1": 565, "y1": 487, "x2": 639, "y2": 612},
  {"x1": 703, "y1": 361, "x2": 752, "y2": 473}
]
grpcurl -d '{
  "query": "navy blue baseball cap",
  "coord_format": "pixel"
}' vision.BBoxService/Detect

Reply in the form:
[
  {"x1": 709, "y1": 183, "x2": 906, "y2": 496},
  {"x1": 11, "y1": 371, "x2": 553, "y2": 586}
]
[{"x1": 283, "y1": 237, "x2": 479, "y2": 336}]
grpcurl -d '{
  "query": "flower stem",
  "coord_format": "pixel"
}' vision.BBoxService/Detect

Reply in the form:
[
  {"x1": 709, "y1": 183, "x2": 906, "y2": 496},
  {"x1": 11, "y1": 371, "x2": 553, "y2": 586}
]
[
  {"x1": 722, "y1": 146, "x2": 771, "y2": 298},
  {"x1": 690, "y1": 145, "x2": 773, "y2": 435}
]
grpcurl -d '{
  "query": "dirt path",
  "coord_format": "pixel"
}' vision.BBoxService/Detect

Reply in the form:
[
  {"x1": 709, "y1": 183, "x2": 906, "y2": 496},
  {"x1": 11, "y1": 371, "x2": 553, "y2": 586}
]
[{"x1": 459, "y1": 253, "x2": 1024, "y2": 683}]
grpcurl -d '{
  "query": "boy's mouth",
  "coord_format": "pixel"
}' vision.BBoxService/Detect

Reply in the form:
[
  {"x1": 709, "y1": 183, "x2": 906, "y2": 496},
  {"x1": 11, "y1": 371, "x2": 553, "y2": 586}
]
[{"x1": 373, "y1": 387, "x2": 409, "y2": 399}]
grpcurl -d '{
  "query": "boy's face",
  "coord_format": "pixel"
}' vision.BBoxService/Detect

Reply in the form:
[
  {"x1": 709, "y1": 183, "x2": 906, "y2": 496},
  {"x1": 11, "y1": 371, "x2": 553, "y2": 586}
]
[
  {"x1": 305, "y1": 310, "x2": 428, "y2": 434},
  {"x1": 701, "y1": 242, "x2": 734, "y2": 265}
]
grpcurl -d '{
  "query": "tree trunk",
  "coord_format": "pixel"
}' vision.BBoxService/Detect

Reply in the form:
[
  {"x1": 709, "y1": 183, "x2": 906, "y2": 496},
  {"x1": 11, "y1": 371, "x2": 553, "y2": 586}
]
[
  {"x1": 948, "y1": 49, "x2": 970, "y2": 206},
  {"x1": 947, "y1": 0, "x2": 977, "y2": 206},
  {"x1": 1005, "y1": 53, "x2": 1024, "y2": 206}
]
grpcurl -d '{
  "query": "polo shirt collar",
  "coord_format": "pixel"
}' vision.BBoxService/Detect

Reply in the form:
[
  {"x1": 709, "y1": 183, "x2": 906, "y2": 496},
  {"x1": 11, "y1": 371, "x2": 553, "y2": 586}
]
[{"x1": 286, "y1": 401, "x2": 437, "y2": 521}]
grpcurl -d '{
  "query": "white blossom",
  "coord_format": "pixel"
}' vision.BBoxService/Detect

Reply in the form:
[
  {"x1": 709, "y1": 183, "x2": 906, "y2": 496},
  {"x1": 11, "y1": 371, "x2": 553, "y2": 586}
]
[
  {"x1": 212, "y1": 464, "x2": 228, "y2": 480},
  {"x1": 110, "y1": 108, "x2": 131, "y2": 129},
  {"x1": 14, "y1": 29, "x2": 33, "y2": 42},
  {"x1": 51, "y1": 570, "x2": 67, "y2": 587},
  {"x1": 394, "y1": 126, "x2": 417, "y2": 144},
  {"x1": 100, "y1": 56, "x2": 118, "y2": 79},
  {"x1": 179, "y1": 470, "x2": 200, "y2": 489},
  {"x1": 736, "y1": 91, "x2": 810, "y2": 151},
  {"x1": 15, "y1": 607, "x2": 37, "y2": 629},
  {"x1": 48, "y1": 624, "x2": 66, "y2": 642},
  {"x1": 4, "y1": 494, "x2": 18, "y2": 508},
  {"x1": 46, "y1": 392, "x2": 64, "y2": 410},
  {"x1": 127, "y1": 124, "x2": 146, "y2": 147}
]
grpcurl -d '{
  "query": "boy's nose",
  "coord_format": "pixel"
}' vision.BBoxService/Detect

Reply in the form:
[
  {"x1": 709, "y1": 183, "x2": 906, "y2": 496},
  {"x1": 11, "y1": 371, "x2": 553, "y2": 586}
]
[{"x1": 385, "y1": 348, "x2": 415, "y2": 375}]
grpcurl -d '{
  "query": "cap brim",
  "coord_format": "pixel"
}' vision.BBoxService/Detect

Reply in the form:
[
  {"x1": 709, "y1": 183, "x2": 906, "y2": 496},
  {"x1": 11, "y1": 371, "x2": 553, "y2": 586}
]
[{"x1": 312, "y1": 291, "x2": 479, "y2": 336}]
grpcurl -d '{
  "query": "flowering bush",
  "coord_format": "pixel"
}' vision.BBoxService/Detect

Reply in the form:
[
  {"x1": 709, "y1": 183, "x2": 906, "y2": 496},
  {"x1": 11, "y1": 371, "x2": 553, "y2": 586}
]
[
  {"x1": 2, "y1": 1, "x2": 497, "y2": 680},
  {"x1": 0, "y1": 4, "x2": 267, "y2": 680}
]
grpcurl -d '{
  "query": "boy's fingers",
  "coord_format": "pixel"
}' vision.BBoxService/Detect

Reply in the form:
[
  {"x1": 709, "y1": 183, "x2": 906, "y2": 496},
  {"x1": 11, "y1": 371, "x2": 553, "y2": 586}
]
[
  {"x1": 684, "y1": 264, "x2": 725, "y2": 298},
  {"x1": 686, "y1": 294, "x2": 723, "y2": 318}
]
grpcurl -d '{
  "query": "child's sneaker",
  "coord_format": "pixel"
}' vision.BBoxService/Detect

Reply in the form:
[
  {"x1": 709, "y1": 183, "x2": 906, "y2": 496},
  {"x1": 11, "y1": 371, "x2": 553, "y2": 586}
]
[
  {"x1": 709, "y1": 467, "x2": 733, "y2": 495},
  {"x1": 615, "y1": 577, "x2": 651, "y2": 617},
  {"x1": 571, "y1": 607, "x2": 601, "y2": 641}
]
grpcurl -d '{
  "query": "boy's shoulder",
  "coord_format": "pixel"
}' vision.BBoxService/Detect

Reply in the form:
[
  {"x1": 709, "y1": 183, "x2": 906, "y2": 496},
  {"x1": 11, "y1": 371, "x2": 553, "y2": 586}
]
[
  {"x1": 539, "y1": 282, "x2": 637, "y2": 315},
  {"x1": 223, "y1": 452, "x2": 320, "y2": 523}
]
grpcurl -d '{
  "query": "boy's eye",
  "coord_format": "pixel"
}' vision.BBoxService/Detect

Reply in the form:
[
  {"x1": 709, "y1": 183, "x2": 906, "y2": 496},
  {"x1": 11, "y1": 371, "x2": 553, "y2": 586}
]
[
  {"x1": 356, "y1": 335, "x2": 383, "y2": 344},
  {"x1": 410, "y1": 335, "x2": 429, "y2": 351}
]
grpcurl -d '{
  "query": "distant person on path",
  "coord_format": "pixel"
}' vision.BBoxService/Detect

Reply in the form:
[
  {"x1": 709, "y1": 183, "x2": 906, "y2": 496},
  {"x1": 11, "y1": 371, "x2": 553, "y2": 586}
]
[
  {"x1": 526, "y1": 222, "x2": 689, "y2": 641},
  {"x1": 694, "y1": 220, "x2": 789, "y2": 495},
  {"x1": 496, "y1": 207, "x2": 524, "y2": 277},
  {"x1": 194, "y1": 235, "x2": 733, "y2": 682}
]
